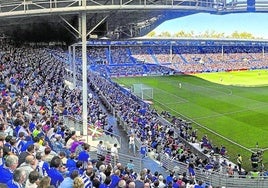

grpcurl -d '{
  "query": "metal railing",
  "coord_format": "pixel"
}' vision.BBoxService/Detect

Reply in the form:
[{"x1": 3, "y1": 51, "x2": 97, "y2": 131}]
[
  {"x1": 62, "y1": 115, "x2": 122, "y2": 147},
  {"x1": 158, "y1": 154, "x2": 268, "y2": 188},
  {"x1": 89, "y1": 145, "x2": 142, "y2": 173}
]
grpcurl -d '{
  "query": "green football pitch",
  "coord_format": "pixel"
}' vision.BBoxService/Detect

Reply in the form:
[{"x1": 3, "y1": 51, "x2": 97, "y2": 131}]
[{"x1": 113, "y1": 69, "x2": 268, "y2": 171}]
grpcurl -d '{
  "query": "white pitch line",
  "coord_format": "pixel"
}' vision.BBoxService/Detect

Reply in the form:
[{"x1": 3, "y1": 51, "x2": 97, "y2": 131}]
[{"x1": 193, "y1": 103, "x2": 268, "y2": 120}]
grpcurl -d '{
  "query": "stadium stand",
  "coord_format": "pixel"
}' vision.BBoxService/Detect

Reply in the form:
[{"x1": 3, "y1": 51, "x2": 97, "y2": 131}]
[{"x1": 2, "y1": 38, "x2": 268, "y2": 188}]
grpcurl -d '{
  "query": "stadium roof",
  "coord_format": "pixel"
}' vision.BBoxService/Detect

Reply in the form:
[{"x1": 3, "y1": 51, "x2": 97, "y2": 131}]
[{"x1": 0, "y1": 0, "x2": 268, "y2": 42}]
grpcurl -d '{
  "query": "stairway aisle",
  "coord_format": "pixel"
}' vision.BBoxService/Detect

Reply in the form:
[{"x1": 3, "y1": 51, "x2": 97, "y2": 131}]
[{"x1": 107, "y1": 114, "x2": 169, "y2": 177}]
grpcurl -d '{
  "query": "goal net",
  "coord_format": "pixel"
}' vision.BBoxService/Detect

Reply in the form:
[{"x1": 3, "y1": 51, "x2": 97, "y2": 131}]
[{"x1": 132, "y1": 84, "x2": 153, "y2": 100}]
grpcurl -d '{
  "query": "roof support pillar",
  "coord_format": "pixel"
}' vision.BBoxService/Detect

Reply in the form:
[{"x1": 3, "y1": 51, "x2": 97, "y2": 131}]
[{"x1": 81, "y1": 10, "x2": 88, "y2": 138}]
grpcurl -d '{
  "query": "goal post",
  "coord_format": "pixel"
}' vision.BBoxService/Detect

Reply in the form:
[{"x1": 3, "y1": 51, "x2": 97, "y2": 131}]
[{"x1": 132, "y1": 84, "x2": 153, "y2": 100}]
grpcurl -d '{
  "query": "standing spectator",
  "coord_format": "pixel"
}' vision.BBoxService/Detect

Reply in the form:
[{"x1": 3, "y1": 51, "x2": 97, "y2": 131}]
[
  {"x1": 96, "y1": 140, "x2": 105, "y2": 160},
  {"x1": 166, "y1": 171, "x2": 174, "y2": 185},
  {"x1": 128, "y1": 134, "x2": 136, "y2": 156},
  {"x1": 111, "y1": 143, "x2": 119, "y2": 165},
  {"x1": 66, "y1": 153, "x2": 77, "y2": 173},
  {"x1": 227, "y1": 164, "x2": 234, "y2": 177},
  {"x1": 99, "y1": 165, "x2": 107, "y2": 184},
  {"x1": 110, "y1": 169, "x2": 121, "y2": 188},
  {"x1": 99, "y1": 176, "x2": 111, "y2": 188},
  {"x1": 35, "y1": 152, "x2": 49, "y2": 177},
  {"x1": 77, "y1": 143, "x2": 91, "y2": 169},
  {"x1": 140, "y1": 142, "x2": 148, "y2": 159},
  {"x1": 188, "y1": 163, "x2": 196, "y2": 183},
  {"x1": 158, "y1": 175, "x2": 166, "y2": 188},
  {"x1": 194, "y1": 180, "x2": 203, "y2": 188},
  {"x1": 237, "y1": 154, "x2": 242, "y2": 173},
  {"x1": 96, "y1": 155, "x2": 106, "y2": 170},
  {"x1": 16, "y1": 132, "x2": 26, "y2": 154},
  {"x1": 18, "y1": 144, "x2": 35, "y2": 166}
]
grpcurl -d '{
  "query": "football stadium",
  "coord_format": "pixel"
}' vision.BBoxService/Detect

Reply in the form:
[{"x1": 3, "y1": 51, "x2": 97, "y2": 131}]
[{"x1": 1, "y1": 0, "x2": 268, "y2": 188}]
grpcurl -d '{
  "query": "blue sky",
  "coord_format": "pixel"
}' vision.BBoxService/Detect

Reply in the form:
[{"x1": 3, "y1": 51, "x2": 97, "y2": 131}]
[{"x1": 153, "y1": 12, "x2": 268, "y2": 38}]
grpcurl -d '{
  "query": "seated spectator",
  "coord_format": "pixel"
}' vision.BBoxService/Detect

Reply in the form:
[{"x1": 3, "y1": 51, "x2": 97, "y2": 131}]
[
  {"x1": 25, "y1": 170, "x2": 41, "y2": 188},
  {"x1": 7, "y1": 169, "x2": 27, "y2": 188},
  {"x1": 73, "y1": 177, "x2": 85, "y2": 188},
  {"x1": 37, "y1": 176, "x2": 51, "y2": 188},
  {"x1": 42, "y1": 147, "x2": 55, "y2": 164},
  {"x1": 47, "y1": 156, "x2": 64, "y2": 187},
  {"x1": 80, "y1": 164, "x2": 94, "y2": 188},
  {"x1": 58, "y1": 170, "x2": 79, "y2": 188},
  {"x1": 219, "y1": 146, "x2": 227, "y2": 157},
  {"x1": 110, "y1": 169, "x2": 121, "y2": 188},
  {"x1": 35, "y1": 152, "x2": 50, "y2": 177},
  {"x1": 0, "y1": 155, "x2": 19, "y2": 183},
  {"x1": 17, "y1": 155, "x2": 38, "y2": 179}
]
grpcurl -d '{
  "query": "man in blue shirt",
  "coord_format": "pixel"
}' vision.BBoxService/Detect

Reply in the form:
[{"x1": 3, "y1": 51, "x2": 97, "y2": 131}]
[
  {"x1": 47, "y1": 156, "x2": 64, "y2": 187},
  {"x1": 77, "y1": 143, "x2": 90, "y2": 169},
  {"x1": 140, "y1": 142, "x2": 148, "y2": 159},
  {"x1": 109, "y1": 169, "x2": 121, "y2": 188},
  {"x1": 0, "y1": 155, "x2": 19, "y2": 184},
  {"x1": 6, "y1": 169, "x2": 27, "y2": 188}
]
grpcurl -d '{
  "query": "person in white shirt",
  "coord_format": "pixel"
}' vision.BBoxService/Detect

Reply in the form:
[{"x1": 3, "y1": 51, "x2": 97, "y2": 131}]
[
  {"x1": 96, "y1": 140, "x2": 106, "y2": 160},
  {"x1": 128, "y1": 134, "x2": 136, "y2": 156},
  {"x1": 111, "y1": 143, "x2": 119, "y2": 165}
]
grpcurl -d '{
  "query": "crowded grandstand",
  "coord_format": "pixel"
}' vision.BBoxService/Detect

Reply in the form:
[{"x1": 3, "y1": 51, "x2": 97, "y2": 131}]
[
  {"x1": 1, "y1": 35, "x2": 268, "y2": 188},
  {"x1": 1, "y1": 0, "x2": 268, "y2": 187}
]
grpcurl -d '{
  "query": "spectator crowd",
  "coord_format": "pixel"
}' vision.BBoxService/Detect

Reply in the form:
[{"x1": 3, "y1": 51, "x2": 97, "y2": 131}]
[{"x1": 1, "y1": 39, "x2": 268, "y2": 188}]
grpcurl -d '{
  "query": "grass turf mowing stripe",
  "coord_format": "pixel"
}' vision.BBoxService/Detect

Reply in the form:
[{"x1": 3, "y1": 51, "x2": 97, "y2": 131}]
[{"x1": 113, "y1": 70, "x2": 268, "y2": 170}]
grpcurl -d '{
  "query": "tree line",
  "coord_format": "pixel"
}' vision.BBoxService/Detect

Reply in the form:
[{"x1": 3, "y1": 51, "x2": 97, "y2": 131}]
[{"x1": 147, "y1": 30, "x2": 261, "y2": 39}]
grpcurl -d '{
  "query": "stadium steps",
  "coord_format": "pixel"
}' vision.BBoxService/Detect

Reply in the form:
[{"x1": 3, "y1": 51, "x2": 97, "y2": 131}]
[
  {"x1": 93, "y1": 133, "x2": 120, "y2": 149},
  {"x1": 147, "y1": 47, "x2": 159, "y2": 65},
  {"x1": 127, "y1": 48, "x2": 137, "y2": 64},
  {"x1": 178, "y1": 53, "x2": 188, "y2": 64},
  {"x1": 105, "y1": 48, "x2": 113, "y2": 64},
  {"x1": 63, "y1": 116, "x2": 120, "y2": 149}
]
